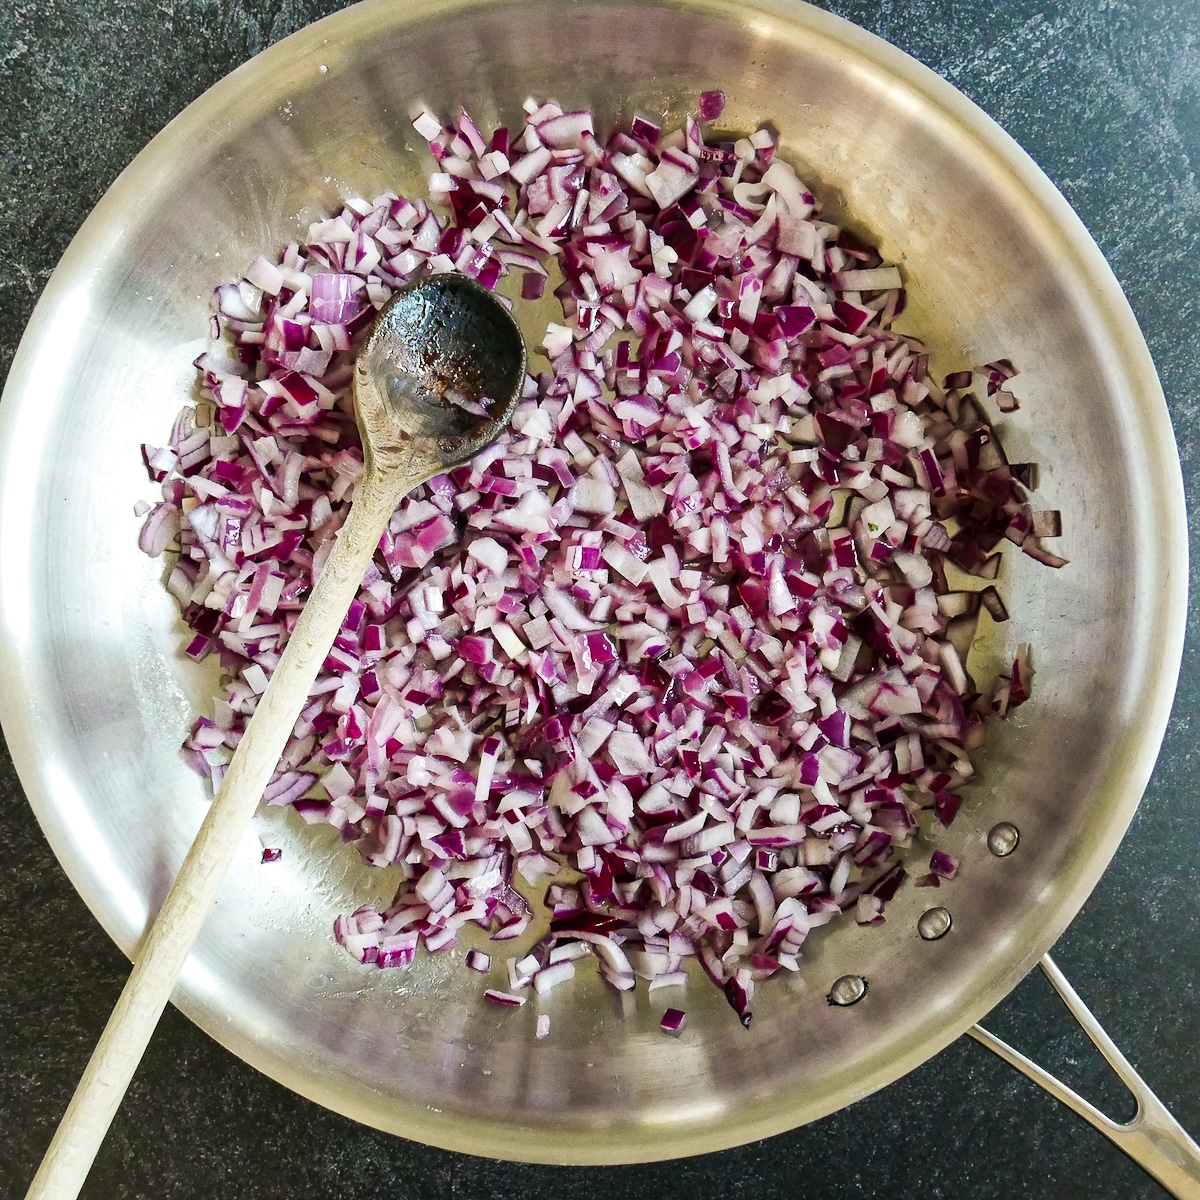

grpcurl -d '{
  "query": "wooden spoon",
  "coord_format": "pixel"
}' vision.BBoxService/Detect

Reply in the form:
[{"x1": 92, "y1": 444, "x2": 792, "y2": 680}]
[{"x1": 26, "y1": 272, "x2": 526, "y2": 1200}]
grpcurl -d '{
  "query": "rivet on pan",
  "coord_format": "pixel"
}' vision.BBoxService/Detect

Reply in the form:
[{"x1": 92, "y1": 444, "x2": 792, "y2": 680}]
[
  {"x1": 987, "y1": 821, "x2": 1020, "y2": 857},
  {"x1": 827, "y1": 975, "x2": 868, "y2": 1006},
  {"x1": 918, "y1": 907, "x2": 952, "y2": 940}
]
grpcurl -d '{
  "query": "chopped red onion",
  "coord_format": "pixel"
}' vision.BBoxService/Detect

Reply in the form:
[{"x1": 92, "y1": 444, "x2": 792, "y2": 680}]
[
  {"x1": 533, "y1": 959, "x2": 576, "y2": 994},
  {"x1": 929, "y1": 849, "x2": 959, "y2": 878},
  {"x1": 660, "y1": 1007, "x2": 687, "y2": 1036},
  {"x1": 143, "y1": 93, "x2": 1058, "y2": 1029},
  {"x1": 698, "y1": 90, "x2": 726, "y2": 122},
  {"x1": 1032, "y1": 509, "x2": 1062, "y2": 538},
  {"x1": 484, "y1": 988, "x2": 527, "y2": 1008}
]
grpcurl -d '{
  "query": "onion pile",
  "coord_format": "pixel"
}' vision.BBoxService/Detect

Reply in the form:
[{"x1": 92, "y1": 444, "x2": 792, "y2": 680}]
[{"x1": 139, "y1": 94, "x2": 1060, "y2": 1029}]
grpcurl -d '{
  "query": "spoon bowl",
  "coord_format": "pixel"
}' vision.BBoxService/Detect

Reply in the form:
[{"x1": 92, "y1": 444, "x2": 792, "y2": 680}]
[{"x1": 358, "y1": 272, "x2": 527, "y2": 467}]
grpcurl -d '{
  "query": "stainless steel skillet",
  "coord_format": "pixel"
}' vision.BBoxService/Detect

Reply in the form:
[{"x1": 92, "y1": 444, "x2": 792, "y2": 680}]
[{"x1": 0, "y1": 0, "x2": 1191, "y2": 1189}]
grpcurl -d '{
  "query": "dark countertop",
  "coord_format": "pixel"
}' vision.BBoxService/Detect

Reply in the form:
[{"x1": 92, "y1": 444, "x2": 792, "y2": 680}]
[{"x1": 1, "y1": 1, "x2": 1198, "y2": 1197}]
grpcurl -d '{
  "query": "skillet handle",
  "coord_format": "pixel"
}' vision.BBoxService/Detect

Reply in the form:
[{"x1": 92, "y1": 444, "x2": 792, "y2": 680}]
[{"x1": 969, "y1": 953, "x2": 1200, "y2": 1199}]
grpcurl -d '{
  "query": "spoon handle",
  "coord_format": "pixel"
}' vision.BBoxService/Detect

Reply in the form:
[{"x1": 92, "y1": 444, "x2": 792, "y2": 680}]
[{"x1": 26, "y1": 463, "x2": 414, "y2": 1200}]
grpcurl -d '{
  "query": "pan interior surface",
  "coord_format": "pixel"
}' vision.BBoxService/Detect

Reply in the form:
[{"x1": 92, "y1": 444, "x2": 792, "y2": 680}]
[{"x1": 0, "y1": 0, "x2": 1185, "y2": 1165}]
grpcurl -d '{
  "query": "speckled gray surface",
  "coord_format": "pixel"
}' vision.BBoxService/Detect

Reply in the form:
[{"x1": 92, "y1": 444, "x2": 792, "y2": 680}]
[{"x1": 1, "y1": 1, "x2": 1198, "y2": 1197}]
